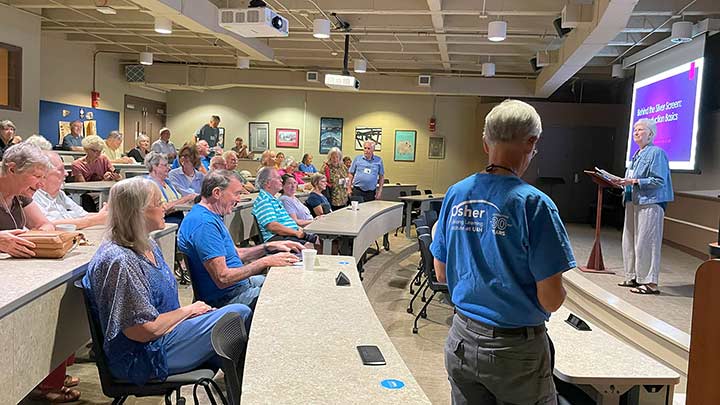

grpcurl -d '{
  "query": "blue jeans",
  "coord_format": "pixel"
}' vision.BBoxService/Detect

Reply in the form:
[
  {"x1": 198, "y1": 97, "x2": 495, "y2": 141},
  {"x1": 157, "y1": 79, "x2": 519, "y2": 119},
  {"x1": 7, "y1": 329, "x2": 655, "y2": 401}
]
[
  {"x1": 164, "y1": 303, "x2": 252, "y2": 374},
  {"x1": 207, "y1": 275, "x2": 266, "y2": 310}
]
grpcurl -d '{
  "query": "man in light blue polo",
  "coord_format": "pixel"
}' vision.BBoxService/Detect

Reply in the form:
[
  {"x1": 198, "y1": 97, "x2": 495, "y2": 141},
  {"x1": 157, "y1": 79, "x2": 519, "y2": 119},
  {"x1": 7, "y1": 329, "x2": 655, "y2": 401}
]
[
  {"x1": 431, "y1": 100, "x2": 575, "y2": 404},
  {"x1": 252, "y1": 167, "x2": 318, "y2": 246},
  {"x1": 347, "y1": 140, "x2": 384, "y2": 201}
]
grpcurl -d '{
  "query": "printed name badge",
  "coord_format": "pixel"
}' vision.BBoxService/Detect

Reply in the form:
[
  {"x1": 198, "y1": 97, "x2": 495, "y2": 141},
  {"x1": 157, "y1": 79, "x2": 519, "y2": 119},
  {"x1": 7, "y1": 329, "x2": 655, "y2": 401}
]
[
  {"x1": 363, "y1": 168, "x2": 372, "y2": 174},
  {"x1": 380, "y1": 379, "x2": 405, "y2": 390}
]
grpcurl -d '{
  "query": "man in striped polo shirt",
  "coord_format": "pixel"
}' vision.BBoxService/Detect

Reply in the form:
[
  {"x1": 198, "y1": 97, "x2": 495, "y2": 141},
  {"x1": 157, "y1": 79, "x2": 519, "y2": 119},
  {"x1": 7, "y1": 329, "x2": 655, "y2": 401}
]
[{"x1": 252, "y1": 167, "x2": 318, "y2": 246}]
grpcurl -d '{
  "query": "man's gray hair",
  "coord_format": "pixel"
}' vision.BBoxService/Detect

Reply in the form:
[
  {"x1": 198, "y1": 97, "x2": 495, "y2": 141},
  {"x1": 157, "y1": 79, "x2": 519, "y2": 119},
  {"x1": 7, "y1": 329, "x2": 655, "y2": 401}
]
[
  {"x1": 1, "y1": 142, "x2": 53, "y2": 175},
  {"x1": 25, "y1": 135, "x2": 53, "y2": 150},
  {"x1": 255, "y1": 166, "x2": 276, "y2": 189},
  {"x1": 483, "y1": 99, "x2": 543, "y2": 144},
  {"x1": 144, "y1": 151, "x2": 168, "y2": 171},
  {"x1": 201, "y1": 169, "x2": 242, "y2": 198},
  {"x1": 82, "y1": 135, "x2": 106, "y2": 151},
  {"x1": 0, "y1": 119, "x2": 16, "y2": 130},
  {"x1": 635, "y1": 118, "x2": 657, "y2": 140},
  {"x1": 107, "y1": 130, "x2": 123, "y2": 141}
]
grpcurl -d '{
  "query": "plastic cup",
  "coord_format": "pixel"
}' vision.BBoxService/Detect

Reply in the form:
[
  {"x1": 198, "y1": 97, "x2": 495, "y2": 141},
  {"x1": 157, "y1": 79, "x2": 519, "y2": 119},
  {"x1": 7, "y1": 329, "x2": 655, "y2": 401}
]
[
  {"x1": 351, "y1": 200, "x2": 359, "y2": 211},
  {"x1": 56, "y1": 224, "x2": 77, "y2": 232},
  {"x1": 302, "y1": 249, "x2": 317, "y2": 271}
]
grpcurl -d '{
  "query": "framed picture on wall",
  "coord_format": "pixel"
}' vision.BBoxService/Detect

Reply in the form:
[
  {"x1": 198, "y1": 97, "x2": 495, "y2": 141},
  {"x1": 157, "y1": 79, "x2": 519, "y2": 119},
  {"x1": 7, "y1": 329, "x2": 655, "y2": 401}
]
[
  {"x1": 249, "y1": 122, "x2": 270, "y2": 152},
  {"x1": 428, "y1": 136, "x2": 445, "y2": 159},
  {"x1": 355, "y1": 127, "x2": 382, "y2": 150},
  {"x1": 276, "y1": 128, "x2": 300, "y2": 148},
  {"x1": 394, "y1": 130, "x2": 417, "y2": 162},
  {"x1": 319, "y1": 117, "x2": 343, "y2": 154},
  {"x1": 58, "y1": 121, "x2": 72, "y2": 139}
]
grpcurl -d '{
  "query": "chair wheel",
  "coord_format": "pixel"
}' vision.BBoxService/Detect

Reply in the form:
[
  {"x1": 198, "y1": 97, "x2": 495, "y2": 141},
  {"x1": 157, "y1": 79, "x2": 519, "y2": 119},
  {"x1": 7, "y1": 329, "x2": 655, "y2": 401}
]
[
  {"x1": 406, "y1": 307, "x2": 413, "y2": 314},
  {"x1": 420, "y1": 312, "x2": 427, "y2": 319},
  {"x1": 412, "y1": 327, "x2": 418, "y2": 334}
]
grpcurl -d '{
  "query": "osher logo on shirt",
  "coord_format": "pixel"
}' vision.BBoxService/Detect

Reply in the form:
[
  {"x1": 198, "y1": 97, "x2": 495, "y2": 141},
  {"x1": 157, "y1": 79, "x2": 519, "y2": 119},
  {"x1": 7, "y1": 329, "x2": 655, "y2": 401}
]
[{"x1": 449, "y1": 200, "x2": 510, "y2": 236}]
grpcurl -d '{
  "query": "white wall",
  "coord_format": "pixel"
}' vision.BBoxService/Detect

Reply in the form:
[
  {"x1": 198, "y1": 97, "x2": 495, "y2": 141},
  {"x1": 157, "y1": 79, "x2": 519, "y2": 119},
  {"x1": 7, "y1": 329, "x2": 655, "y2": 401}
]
[
  {"x1": 40, "y1": 32, "x2": 167, "y2": 134},
  {"x1": 0, "y1": 5, "x2": 41, "y2": 135}
]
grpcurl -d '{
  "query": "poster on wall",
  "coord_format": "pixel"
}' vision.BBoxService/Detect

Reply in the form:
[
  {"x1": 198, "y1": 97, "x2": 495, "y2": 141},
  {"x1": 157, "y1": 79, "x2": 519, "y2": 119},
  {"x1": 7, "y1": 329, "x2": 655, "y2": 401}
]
[
  {"x1": 84, "y1": 120, "x2": 97, "y2": 136},
  {"x1": 355, "y1": 127, "x2": 382, "y2": 150},
  {"x1": 249, "y1": 122, "x2": 270, "y2": 152},
  {"x1": 394, "y1": 130, "x2": 417, "y2": 162},
  {"x1": 319, "y1": 117, "x2": 343, "y2": 154},
  {"x1": 58, "y1": 121, "x2": 72, "y2": 139},
  {"x1": 276, "y1": 128, "x2": 300, "y2": 148},
  {"x1": 428, "y1": 136, "x2": 446, "y2": 159}
]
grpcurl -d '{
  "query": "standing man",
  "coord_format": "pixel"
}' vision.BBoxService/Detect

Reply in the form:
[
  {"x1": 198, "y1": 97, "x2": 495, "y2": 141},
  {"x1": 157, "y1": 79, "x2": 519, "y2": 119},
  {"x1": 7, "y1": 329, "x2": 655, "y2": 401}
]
[
  {"x1": 62, "y1": 120, "x2": 84, "y2": 151},
  {"x1": 195, "y1": 115, "x2": 221, "y2": 148},
  {"x1": 347, "y1": 140, "x2": 384, "y2": 201},
  {"x1": 431, "y1": 100, "x2": 575, "y2": 405},
  {"x1": 0, "y1": 120, "x2": 22, "y2": 160},
  {"x1": 151, "y1": 127, "x2": 177, "y2": 161}
]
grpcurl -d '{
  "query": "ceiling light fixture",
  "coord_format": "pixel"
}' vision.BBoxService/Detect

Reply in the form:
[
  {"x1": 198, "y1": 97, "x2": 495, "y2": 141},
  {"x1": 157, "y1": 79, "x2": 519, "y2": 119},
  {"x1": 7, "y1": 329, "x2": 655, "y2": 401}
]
[
  {"x1": 482, "y1": 62, "x2": 495, "y2": 77},
  {"x1": 313, "y1": 19, "x2": 331, "y2": 39},
  {"x1": 487, "y1": 20, "x2": 507, "y2": 42},
  {"x1": 354, "y1": 59, "x2": 367, "y2": 73},
  {"x1": 237, "y1": 57, "x2": 250, "y2": 69},
  {"x1": 330, "y1": 50, "x2": 338, "y2": 56},
  {"x1": 139, "y1": 52, "x2": 153, "y2": 66},
  {"x1": 154, "y1": 16, "x2": 172, "y2": 34},
  {"x1": 670, "y1": 21, "x2": 693, "y2": 44}
]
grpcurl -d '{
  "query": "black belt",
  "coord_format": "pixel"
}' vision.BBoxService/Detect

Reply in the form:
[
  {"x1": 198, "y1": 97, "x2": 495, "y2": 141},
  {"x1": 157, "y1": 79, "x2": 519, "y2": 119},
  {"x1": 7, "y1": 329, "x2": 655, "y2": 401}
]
[
  {"x1": 457, "y1": 312, "x2": 545, "y2": 338},
  {"x1": 353, "y1": 186, "x2": 376, "y2": 193}
]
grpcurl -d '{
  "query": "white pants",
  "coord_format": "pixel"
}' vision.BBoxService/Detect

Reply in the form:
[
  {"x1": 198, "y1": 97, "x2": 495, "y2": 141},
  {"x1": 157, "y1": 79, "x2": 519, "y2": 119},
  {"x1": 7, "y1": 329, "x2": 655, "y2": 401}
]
[{"x1": 622, "y1": 203, "x2": 664, "y2": 285}]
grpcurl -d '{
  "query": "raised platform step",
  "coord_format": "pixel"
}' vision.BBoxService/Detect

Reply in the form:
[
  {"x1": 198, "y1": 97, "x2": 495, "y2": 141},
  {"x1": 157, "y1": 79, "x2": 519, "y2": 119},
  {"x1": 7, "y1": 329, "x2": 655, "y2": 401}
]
[{"x1": 563, "y1": 270, "x2": 690, "y2": 392}]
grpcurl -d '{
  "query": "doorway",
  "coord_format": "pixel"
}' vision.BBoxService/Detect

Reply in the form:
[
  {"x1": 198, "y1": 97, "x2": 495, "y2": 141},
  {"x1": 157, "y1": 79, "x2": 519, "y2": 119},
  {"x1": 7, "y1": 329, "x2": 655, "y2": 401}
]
[{"x1": 123, "y1": 95, "x2": 167, "y2": 153}]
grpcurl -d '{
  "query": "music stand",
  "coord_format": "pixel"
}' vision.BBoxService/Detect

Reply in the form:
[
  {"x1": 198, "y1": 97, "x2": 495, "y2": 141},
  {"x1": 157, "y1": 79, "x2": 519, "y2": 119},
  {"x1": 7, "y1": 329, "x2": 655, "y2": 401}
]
[{"x1": 581, "y1": 170, "x2": 618, "y2": 274}]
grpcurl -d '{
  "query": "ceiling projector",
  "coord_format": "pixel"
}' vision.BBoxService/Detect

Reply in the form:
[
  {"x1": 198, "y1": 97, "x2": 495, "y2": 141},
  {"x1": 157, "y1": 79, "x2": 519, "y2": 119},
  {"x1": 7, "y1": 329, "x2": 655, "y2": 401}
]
[
  {"x1": 219, "y1": 7, "x2": 289, "y2": 37},
  {"x1": 324, "y1": 74, "x2": 360, "y2": 91}
]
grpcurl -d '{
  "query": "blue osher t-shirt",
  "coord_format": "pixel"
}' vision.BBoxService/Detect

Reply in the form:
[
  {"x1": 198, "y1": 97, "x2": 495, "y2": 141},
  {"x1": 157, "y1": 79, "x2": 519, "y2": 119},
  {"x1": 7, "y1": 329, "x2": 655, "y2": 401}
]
[
  {"x1": 177, "y1": 204, "x2": 246, "y2": 303},
  {"x1": 430, "y1": 173, "x2": 576, "y2": 328}
]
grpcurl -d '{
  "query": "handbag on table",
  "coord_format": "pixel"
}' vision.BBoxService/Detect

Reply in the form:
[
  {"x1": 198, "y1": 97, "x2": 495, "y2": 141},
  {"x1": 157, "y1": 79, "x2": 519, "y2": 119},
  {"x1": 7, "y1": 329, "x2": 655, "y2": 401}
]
[{"x1": 18, "y1": 230, "x2": 86, "y2": 259}]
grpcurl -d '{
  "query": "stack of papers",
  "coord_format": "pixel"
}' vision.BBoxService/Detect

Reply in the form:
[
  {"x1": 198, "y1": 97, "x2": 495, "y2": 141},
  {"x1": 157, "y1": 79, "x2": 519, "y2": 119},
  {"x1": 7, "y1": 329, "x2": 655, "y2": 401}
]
[{"x1": 594, "y1": 167, "x2": 623, "y2": 184}]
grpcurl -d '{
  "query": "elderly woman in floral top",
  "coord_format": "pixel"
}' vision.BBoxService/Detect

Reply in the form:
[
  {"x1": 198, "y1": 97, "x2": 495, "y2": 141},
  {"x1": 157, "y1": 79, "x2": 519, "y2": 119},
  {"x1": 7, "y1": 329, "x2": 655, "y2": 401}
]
[{"x1": 322, "y1": 147, "x2": 349, "y2": 211}]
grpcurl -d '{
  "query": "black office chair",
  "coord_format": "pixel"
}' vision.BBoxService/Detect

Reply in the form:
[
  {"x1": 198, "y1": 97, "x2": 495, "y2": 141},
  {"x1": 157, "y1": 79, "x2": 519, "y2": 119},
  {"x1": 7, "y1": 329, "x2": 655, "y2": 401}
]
[
  {"x1": 429, "y1": 200, "x2": 442, "y2": 214},
  {"x1": 75, "y1": 280, "x2": 224, "y2": 405},
  {"x1": 383, "y1": 179, "x2": 390, "y2": 184},
  {"x1": 408, "y1": 225, "x2": 430, "y2": 296},
  {"x1": 422, "y1": 210, "x2": 438, "y2": 230},
  {"x1": 177, "y1": 252, "x2": 203, "y2": 303},
  {"x1": 423, "y1": 189, "x2": 433, "y2": 195},
  {"x1": 395, "y1": 191, "x2": 422, "y2": 236},
  {"x1": 411, "y1": 234, "x2": 449, "y2": 334},
  {"x1": 211, "y1": 312, "x2": 248, "y2": 405}
]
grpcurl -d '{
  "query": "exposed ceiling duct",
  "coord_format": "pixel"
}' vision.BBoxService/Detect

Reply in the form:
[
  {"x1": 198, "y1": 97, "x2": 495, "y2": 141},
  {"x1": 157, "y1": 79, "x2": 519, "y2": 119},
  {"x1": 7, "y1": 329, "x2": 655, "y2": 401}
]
[
  {"x1": 535, "y1": 0, "x2": 639, "y2": 98},
  {"x1": 128, "y1": 0, "x2": 275, "y2": 62}
]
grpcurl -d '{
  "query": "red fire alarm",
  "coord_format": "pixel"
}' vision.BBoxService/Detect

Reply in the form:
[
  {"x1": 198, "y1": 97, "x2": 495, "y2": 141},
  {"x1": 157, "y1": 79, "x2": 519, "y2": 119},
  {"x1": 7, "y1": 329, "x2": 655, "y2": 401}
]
[
  {"x1": 429, "y1": 116, "x2": 436, "y2": 132},
  {"x1": 91, "y1": 91, "x2": 100, "y2": 108}
]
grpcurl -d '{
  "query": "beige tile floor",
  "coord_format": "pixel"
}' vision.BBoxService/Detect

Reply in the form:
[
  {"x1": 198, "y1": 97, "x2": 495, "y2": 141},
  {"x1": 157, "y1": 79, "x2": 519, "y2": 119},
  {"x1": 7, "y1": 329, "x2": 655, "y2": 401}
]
[{"x1": 25, "y1": 223, "x2": 701, "y2": 404}]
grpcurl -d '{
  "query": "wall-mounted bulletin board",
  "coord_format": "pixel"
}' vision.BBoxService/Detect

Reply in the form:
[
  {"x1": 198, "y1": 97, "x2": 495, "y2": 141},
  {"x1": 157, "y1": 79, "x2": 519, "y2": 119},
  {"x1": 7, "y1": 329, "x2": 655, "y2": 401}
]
[{"x1": 39, "y1": 100, "x2": 120, "y2": 145}]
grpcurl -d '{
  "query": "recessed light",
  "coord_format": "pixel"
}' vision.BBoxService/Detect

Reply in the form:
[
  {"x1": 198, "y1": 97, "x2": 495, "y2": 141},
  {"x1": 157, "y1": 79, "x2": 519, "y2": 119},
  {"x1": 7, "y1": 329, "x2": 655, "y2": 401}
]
[{"x1": 331, "y1": 51, "x2": 338, "y2": 56}]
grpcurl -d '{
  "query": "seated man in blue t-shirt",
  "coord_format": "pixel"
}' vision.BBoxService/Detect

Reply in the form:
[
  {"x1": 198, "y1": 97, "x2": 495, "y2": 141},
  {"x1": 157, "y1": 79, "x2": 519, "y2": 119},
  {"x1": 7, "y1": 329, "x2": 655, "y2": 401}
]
[
  {"x1": 178, "y1": 170, "x2": 303, "y2": 309},
  {"x1": 431, "y1": 100, "x2": 576, "y2": 405},
  {"x1": 252, "y1": 167, "x2": 318, "y2": 246}
]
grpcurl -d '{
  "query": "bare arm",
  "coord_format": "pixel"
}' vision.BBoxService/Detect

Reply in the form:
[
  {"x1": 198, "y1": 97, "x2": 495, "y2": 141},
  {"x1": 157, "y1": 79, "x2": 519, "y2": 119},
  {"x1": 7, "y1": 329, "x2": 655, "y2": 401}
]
[
  {"x1": 123, "y1": 301, "x2": 212, "y2": 343},
  {"x1": 346, "y1": 172, "x2": 354, "y2": 193},
  {"x1": 312, "y1": 205, "x2": 324, "y2": 217},
  {"x1": 376, "y1": 175, "x2": 384, "y2": 199},
  {"x1": 23, "y1": 202, "x2": 54, "y2": 231},
  {"x1": 52, "y1": 212, "x2": 106, "y2": 229},
  {"x1": 73, "y1": 173, "x2": 86, "y2": 182},
  {"x1": 536, "y1": 273, "x2": 566, "y2": 312},
  {"x1": 434, "y1": 259, "x2": 447, "y2": 284},
  {"x1": 165, "y1": 194, "x2": 196, "y2": 211},
  {"x1": 203, "y1": 252, "x2": 297, "y2": 289},
  {"x1": 237, "y1": 240, "x2": 304, "y2": 261},
  {"x1": 266, "y1": 221, "x2": 304, "y2": 239},
  {"x1": 289, "y1": 212, "x2": 313, "y2": 227},
  {"x1": 70, "y1": 146, "x2": 84, "y2": 152}
]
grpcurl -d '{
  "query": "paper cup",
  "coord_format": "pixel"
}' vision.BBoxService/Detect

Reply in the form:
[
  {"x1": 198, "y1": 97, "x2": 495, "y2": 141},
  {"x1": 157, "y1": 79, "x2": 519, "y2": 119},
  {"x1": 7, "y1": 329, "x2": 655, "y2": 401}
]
[
  {"x1": 56, "y1": 224, "x2": 77, "y2": 232},
  {"x1": 302, "y1": 249, "x2": 317, "y2": 271},
  {"x1": 351, "y1": 200, "x2": 359, "y2": 211}
]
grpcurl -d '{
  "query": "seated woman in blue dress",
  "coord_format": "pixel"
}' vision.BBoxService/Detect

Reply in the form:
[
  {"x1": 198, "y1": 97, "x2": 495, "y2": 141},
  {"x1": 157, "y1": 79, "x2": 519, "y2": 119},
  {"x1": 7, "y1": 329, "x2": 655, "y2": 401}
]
[
  {"x1": 306, "y1": 173, "x2": 332, "y2": 217},
  {"x1": 82, "y1": 177, "x2": 252, "y2": 385}
]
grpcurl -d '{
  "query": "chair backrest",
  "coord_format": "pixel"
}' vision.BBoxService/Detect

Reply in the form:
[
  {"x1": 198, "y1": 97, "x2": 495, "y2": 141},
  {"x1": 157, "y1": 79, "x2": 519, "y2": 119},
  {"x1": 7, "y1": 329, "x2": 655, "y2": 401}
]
[
  {"x1": 424, "y1": 189, "x2": 433, "y2": 195},
  {"x1": 416, "y1": 225, "x2": 430, "y2": 236},
  {"x1": 383, "y1": 179, "x2": 390, "y2": 184},
  {"x1": 399, "y1": 191, "x2": 408, "y2": 197},
  {"x1": 418, "y1": 234, "x2": 436, "y2": 280},
  {"x1": 177, "y1": 252, "x2": 202, "y2": 302},
  {"x1": 429, "y1": 200, "x2": 442, "y2": 214},
  {"x1": 74, "y1": 280, "x2": 126, "y2": 398},
  {"x1": 423, "y1": 210, "x2": 438, "y2": 229},
  {"x1": 413, "y1": 218, "x2": 427, "y2": 229},
  {"x1": 211, "y1": 312, "x2": 249, "y2": 405},
  {"x1": 410, "y1": 190, "x2": 422, "y2": 196}
]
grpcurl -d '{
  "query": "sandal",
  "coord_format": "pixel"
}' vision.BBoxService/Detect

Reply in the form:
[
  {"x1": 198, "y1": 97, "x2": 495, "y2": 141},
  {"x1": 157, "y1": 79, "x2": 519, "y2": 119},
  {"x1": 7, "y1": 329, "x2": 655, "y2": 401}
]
[
  {"x1": 630, "y1": 285, "x2": 660, "y2": 295},
  {"x1": 30, "y1": 386, "x2": 81, "y2": 403},
  {"x1": 618, "y1": 279, "x2": 639, "y2": 287},
  {"x1": 64, "y1": 375, "x2": 80, "y2": 387}
]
